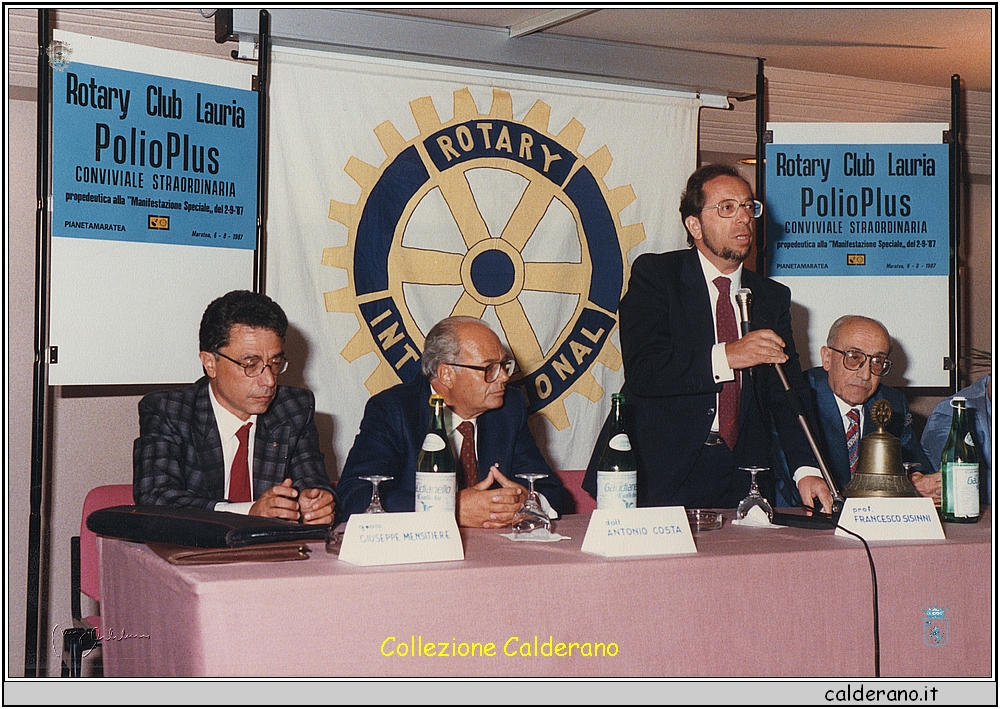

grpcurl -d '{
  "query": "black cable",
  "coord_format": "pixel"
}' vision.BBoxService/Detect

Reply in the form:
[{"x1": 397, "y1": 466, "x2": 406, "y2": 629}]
[
  {"x1": 834, "y1": 523, "x2": 880, "y2": 677},
  {"x1": 801, "y1": 503, "x2": 880, "y2": 677}
]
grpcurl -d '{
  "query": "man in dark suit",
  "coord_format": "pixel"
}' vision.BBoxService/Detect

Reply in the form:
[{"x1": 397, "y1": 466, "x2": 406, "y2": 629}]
[
  {"x1": 795, "y1": 315, "x2": 934, "y2": 499},
  {"x1": 337, "y1": 316, "x2": 565, "y2": 527},
  {"x1": 600, "y1": 164, "x2": 830, "y2": 511},
  {"x1": 133, "y1": 290, "x2": 336, "y2": 524}
]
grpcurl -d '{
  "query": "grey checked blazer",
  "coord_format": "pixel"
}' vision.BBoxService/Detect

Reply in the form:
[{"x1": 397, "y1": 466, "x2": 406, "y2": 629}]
[{"x1": 133, "y1": 377, "x2": 334, "y2": 510}]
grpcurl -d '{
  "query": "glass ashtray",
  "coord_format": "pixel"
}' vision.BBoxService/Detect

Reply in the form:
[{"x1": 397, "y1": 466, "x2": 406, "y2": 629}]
[{"x1": 686, "y1": 509, "x2": 723, "y2": 531}]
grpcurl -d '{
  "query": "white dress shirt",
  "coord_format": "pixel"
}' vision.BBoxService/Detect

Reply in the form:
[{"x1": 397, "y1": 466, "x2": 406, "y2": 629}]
[
  {"x1": 794, "y1": 394, "x2": 859, "y2": 485},
  {"x1": 432, "y1": 382, "x2": 555, "y2": 518},
  {"x1": 696, "y1": 250, "x2": 742, "y2": 436},
  {"x1": 208, "y1": 383, "x2": 257, "y2": 515}
]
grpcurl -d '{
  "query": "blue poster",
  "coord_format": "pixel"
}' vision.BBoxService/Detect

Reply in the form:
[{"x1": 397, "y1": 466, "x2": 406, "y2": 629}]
[
  {"x1": 765, "y1": 144, "x2": 948, "y2": 276},
  {"x1": 52, "y1": 63, "x2": 257, "y2": 249}
]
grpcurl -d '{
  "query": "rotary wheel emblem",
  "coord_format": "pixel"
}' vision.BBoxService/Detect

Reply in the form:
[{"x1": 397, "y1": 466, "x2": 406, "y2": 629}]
[{"x1": 323, "y1": 88, "x2": 644, "y2": 429}]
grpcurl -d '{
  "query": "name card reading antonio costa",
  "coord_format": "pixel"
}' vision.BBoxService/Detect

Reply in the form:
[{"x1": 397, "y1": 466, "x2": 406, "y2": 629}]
[
  {"x1": 338, "y1": 512, "x2": 464, "y2": 566},
  {"x1": 835, "y1": 497, "x2": 944, "y2": 541},
  {"x1": 581, "y1": 507, "x2": 696, "y2": 558}
]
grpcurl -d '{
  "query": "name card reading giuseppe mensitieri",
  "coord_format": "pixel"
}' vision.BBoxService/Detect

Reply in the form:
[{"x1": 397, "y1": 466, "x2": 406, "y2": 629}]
[
  {"x1": 338, "y1": 512, "x2": 463, "y2": 567},
  {"x1": 835, "y1": 497, "x2": 944, "y2": 541},
  {"x1": 581, "y1": 507, "x2": 696, "y2": 558}
]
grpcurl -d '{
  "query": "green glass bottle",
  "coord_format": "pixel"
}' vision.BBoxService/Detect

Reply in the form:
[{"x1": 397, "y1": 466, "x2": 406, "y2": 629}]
[
  {"x1": 940, "y1": 396, "x2": 980, "y2": 523},
  {"x1": 597, "y1": 393, "x2": 637, "y2": 509},
  {"x1": 415, "y1": 394, "x2": 457, "y2": 513}
]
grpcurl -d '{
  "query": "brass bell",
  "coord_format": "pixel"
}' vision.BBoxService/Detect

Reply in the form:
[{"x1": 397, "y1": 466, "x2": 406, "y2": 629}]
[{"x1": 842, "y1": 399, "x2": 920, "y2": 498}]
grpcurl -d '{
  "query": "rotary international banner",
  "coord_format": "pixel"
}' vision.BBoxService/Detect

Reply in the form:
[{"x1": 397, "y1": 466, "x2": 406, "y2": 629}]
[{"x1": 266, "y1": 47, "x2": 700, "y2": 471}]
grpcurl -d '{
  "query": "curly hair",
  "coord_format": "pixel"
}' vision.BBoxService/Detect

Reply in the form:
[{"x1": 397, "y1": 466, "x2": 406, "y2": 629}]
[{"x1": 199, "y1": 290, "x2": 288, "y2": 352}]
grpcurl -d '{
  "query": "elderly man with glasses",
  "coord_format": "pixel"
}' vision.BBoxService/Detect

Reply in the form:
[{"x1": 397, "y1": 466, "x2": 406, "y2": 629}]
[
  {"x1": 793, "y1": 314, "x2": 935, "y2": 501},
  {"x1": 337, "y1": 316, "x2": 565, "y2": 527},
  {"x1": 133, "y1": 290, "x2": 337, "y2": 524}
]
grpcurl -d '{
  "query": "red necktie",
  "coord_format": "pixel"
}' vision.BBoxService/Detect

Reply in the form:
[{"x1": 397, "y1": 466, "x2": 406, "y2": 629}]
[
  {"x1": 456, "y1": 421, "x2": 479, "y2": 489},
  {"x1": 229, "y1": 422, "x2": 253, "y2": 502},
  {"x1": 713, "y1": 276, "x2": 740, "y2": 449},
  {"x1": 846, "y1": 408, "x2": 861, "y2": 475}
]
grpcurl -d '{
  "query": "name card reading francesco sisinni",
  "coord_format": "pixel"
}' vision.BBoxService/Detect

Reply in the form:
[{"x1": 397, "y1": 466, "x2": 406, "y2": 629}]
[
  {"x1": 581, "y1": 507, "x2": 696, "y2": 558},
  {"x1": 338, "y1": 512, "x2": 464, "y2": 567},
  {"x1": 835, "y1": 497, "x2": 945, "y2": 541}
]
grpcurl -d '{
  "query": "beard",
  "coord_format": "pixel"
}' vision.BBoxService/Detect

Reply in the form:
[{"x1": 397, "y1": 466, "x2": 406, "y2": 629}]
[{"x1": 703, "y1": 233, "x2": 752, "y2": 264}]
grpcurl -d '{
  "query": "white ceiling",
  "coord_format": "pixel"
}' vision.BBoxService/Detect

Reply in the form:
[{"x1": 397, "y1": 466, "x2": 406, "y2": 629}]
[{"x1": 377, "y1": 7, "x2": 994, "y2": 93}]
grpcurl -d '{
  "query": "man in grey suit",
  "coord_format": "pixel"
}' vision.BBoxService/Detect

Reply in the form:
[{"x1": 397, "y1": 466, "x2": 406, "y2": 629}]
[{"x1": 133, "y1": 290, "x2": 336, "y2": 524}]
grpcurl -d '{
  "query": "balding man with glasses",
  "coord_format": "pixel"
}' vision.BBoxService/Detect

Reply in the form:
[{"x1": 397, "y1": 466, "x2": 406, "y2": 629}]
[
  {"x1": 793, "y1": 315, "x2": 934, "y2": 501},
  {"x1": 133, "y1": 290, "x2": 337, "y2": 524},
  {"x1": 337, "y1": 316, "x2": 565, "y2": 527}
]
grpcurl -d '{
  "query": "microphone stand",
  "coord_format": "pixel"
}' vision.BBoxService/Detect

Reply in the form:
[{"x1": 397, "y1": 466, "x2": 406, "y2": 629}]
[
  {"x1": 735, "y1": 289, "x2": 843, "y2": 516},
  {"x1": 772, "y1": 362, "x2": 844, "y2": 516}
]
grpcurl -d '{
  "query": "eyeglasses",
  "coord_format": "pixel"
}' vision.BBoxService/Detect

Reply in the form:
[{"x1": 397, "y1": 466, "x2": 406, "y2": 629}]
[
  {"x1": 214, "y1": 351, "x2": 289, "y2": 378},
  {"x1": 702, "y1": 199, "x2": 763, "y2": 219},
  {"x1": 828, "y1": 347, "x2": 892, "y2": 376},
  {"x1": 446, "y1": 359, "x2": 516, "y2": 382}
]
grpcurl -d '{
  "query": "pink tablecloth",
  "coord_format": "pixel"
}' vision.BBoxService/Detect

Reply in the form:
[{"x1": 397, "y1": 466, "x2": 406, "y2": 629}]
[{"x1": 99, "y1": 509, "x2": 992, "y2": 677}]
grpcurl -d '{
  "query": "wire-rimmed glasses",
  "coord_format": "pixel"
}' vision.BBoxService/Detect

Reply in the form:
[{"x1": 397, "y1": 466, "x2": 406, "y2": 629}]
[
  {"x1": 445, "y1": 359, "x2": 516, "y2": 382},
  {"x1": 214, "y1": 350, "x2": 289, "y2": 377},
  {"x1": 827, "y1": 347, "x2": 892, "y2": 376},
  {"x1": 702, "y1": 199, "x2": 763, "y2": 219}
]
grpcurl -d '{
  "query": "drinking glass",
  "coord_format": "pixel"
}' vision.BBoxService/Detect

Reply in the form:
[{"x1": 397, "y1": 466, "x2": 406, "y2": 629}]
[
  {"x1": 736, "y1": 466, "x2": 773, "y2": 522},
  {"x1": 360, "y1": 475, "x2": 392, "y2": 514},
  {"x1": 511, "y1": 473, "x2": 551, "y2": 535}
]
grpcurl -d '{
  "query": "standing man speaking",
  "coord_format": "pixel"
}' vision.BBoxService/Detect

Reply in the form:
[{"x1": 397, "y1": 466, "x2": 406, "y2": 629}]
[{"x1": 607, "y1": 164, "x2": 830, "y2": 511}]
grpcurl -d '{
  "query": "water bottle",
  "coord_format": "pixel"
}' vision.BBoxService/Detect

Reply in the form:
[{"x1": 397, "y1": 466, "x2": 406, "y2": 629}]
[
  {"x1": 940, "y1": 396, "x2": 980, "y2": 523},
  {"x1": 596, "y1": 393, "x2": 637, "y2": 509},
  {"x1": 415, "y1": 394, "x2": 457, "y2": 513}
]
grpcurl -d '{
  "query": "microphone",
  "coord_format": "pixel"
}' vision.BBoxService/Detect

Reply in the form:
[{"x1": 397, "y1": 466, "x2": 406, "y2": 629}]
[{"x1": 735, "y1": 288, "x2": 753, "y2": 336}]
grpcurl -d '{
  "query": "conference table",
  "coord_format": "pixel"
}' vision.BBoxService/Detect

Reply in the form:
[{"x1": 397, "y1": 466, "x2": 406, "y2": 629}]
[{"x1": 98, "y1": 508, "x2": 992, "y2": 677}]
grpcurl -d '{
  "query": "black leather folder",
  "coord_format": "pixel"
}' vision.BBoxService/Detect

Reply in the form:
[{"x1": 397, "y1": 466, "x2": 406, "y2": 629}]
[{"x1": 86, "y1": 505, "x2": 329, "y2": 548}]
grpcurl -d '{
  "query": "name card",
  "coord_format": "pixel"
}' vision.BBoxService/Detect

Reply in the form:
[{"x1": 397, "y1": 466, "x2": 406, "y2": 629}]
[
  {"x1": 338, "y1": 512, "x2": 464, "y2": 567},
  {"x1": 835, "y1": 497, "x2": 944, "y2": 541},
  {"x1": 581, "y1": 507, "x2": 696, "y2": 558}
]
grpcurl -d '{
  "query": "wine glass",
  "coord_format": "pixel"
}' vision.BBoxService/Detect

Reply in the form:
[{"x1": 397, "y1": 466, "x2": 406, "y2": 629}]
[
  {"x1": 360, "y1": 475, "x2": 392, "y2": 514},
  {"x1": 736, "y1": 466, "x2": 773, "y2": 523},
  {"x1": 511, "y1": 473, "x2": 551, "y2": 535},
  {"x1": 325, "y1": 526, "x2": 343, "y2": 555}
]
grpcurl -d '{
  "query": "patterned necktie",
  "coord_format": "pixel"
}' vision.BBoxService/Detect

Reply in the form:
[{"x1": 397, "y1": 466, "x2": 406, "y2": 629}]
[
  {"x1": 713, "y1": 276, "x2": 740, "y2": 449},
  {"x1": 456, "y1": 421, "x2": 479, "y2": 489},
  {"x1": 229, "y1": 422, "x2": 253, "y2": 502},
  {"x1": 846, "y1": 408, "x2": 861, "y2": 475}
]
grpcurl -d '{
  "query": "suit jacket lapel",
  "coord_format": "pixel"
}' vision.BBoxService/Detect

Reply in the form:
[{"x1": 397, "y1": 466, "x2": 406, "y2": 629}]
[
  {"x1": 813, "y1": 373, "x2": 852, "y2": 489},
  {"x1": 680, "y1": 249, "x2": 716, "y2": 353},
  {"x1": 255, "y1": 395, "x2": 290, "y2": 494},
  {"x1": 476, "y1": 412, "x2": 503, "y2": 483},
  {"x1": 194, "y1": 380, "x2": 226, "y2": 499}
]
